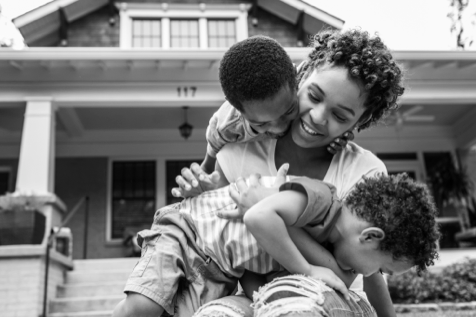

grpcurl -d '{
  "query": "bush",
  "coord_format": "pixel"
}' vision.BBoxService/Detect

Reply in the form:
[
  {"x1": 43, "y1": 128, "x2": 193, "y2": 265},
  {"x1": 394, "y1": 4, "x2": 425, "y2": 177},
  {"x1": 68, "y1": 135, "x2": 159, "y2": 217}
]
[{"x1": 388, "y1": 258, "x2": 476, "y2": 303}]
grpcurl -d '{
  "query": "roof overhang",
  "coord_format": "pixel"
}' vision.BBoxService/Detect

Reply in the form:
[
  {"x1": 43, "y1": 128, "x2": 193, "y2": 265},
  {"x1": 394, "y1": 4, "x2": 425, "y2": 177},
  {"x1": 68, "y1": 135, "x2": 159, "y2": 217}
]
[
  {"x1": 13, "y1": 0, "x2": 109, "y2": 46},
  {"x1": 257, "y1": 0, "x2": 344, "y2": 32}
]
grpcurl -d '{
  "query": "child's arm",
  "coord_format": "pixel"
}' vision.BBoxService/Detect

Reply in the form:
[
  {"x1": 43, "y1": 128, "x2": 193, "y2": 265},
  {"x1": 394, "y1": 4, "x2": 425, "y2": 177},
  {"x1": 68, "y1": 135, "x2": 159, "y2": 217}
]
[
  {"x1": 243, "y1": 190, "x2": 349, "y2": 299},
  {"x1": 364, "y1": 274, "x2": 397, "y2": 317}
]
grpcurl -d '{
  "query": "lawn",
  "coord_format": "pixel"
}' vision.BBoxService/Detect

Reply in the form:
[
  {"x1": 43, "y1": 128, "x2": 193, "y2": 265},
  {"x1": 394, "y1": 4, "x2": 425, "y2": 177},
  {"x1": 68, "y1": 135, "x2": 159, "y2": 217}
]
[{"x1": 397, "y1": 312, "x2": 475, "y2": 317}]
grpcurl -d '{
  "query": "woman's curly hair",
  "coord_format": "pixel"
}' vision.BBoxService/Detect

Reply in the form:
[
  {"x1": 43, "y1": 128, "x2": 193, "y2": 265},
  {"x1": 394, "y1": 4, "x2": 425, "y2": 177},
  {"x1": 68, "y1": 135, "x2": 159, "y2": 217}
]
[
  {"x1": 298, "y1": 29, "x2": 405, "y2": 130},
  {"x1": 345, "y1": 173, "x2": 440, "y2": 274}
]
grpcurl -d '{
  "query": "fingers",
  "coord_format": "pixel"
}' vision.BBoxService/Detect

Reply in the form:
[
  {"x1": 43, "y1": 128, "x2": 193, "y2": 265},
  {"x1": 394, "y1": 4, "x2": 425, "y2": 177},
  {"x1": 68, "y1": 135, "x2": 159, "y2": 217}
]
[
  {"x1": 343, "y1": 131, "x2": 354, "y2": 141},
  {"x1": 275, "y1": 163, "x2": 289, "y2": 186},
  {"x1": 228, "y1": 182, "x2": 240, "y2": 204},
  {"x1": 235, "y1": 177, "x2": 248, "y2": 193},
  {"x1": 190, "y1": 162, "x2": 207, "y2": 182},
  {"x1": 171, "y1": 187, "x2": 183, "y2": 198},
  {"x1": 332, "y1": 278, "x2": 350, "y2": 301},
  {"x1": 327, "y1": 143, "x2": 337, "y2": 155},
  {"x1": 175, "y1": 175, "x2": 193, "y2": 192}
]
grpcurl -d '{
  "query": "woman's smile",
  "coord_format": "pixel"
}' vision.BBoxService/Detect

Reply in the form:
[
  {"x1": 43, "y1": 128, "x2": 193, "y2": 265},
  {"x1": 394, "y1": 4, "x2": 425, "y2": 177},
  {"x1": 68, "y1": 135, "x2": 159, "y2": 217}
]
[{"x1": 300, "y1": 119, "x2": 327, "y2": 137}]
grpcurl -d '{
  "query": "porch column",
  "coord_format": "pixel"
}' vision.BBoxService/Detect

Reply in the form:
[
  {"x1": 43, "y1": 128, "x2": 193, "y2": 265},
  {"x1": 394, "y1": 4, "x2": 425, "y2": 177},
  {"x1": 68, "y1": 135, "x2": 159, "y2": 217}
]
[{"x1": 16, "y1": 97, "x2": 56, "y2": 194}]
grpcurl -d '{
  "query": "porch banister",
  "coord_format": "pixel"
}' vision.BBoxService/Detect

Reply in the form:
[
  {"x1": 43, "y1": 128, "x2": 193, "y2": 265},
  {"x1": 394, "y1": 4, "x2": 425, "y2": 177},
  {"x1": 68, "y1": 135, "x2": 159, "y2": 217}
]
[{"x1": 16, "y1": 97, "x2": 56, "y2": 194}]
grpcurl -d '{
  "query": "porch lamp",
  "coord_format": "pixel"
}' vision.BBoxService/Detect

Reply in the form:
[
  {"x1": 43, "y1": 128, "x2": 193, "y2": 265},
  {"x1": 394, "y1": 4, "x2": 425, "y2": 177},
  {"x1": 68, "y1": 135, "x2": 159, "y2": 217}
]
[{"x1": 179, "y1": 106, "x2": 193, "y2": 140}]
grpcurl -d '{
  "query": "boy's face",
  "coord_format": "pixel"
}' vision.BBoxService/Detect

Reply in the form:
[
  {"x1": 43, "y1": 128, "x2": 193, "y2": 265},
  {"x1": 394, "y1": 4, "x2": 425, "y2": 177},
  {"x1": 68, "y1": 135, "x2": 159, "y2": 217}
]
[
  {"x1": 291, "y1": 65, "x2": 368, "y2": 148},
  {"x1": 241, "y1": 84, "x2": 299, "y2": 139},
  {"x1": 332, "y1": 229, "x2": 414, "y2": 277}
]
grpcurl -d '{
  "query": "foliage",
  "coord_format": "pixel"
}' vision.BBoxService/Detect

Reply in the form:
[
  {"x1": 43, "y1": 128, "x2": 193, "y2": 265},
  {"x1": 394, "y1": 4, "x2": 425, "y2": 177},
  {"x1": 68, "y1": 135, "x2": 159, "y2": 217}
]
[
  {"x1": 388, "y1": 258, "x2": 476, "y2": 304},
  {"x1": 448, "y1": 0, "x2": 476, "y2": 49}
]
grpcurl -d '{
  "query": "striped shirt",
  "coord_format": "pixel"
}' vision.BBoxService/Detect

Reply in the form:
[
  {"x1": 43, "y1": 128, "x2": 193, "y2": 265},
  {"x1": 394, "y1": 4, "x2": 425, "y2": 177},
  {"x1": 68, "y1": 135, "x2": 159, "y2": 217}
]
[
  {"x1": 178, "y1": 186, "x2": 281, "y2": 278},
  {"x1": 175, "y1": 177, "x2": 341, "y2": 279}
]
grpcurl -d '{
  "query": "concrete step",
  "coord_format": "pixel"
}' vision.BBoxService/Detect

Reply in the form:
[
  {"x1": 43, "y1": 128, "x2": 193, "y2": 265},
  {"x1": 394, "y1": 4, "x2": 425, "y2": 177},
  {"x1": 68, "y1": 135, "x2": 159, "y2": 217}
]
[
  {"x1": 49, "y1": 296, "x2": 124, "y2": 313},
  {"x1": 49, "y1": 311, "x2": 113, "y2": 317},
  {"x1": 57, "y1": 282, "x2": 126, "y2": 298},
  {"x1": 73, "y1": 258, "x2": 139, "y2": 272},
  {"x1": 66, "y1": 271, "x2": 131, "y2": 285}
]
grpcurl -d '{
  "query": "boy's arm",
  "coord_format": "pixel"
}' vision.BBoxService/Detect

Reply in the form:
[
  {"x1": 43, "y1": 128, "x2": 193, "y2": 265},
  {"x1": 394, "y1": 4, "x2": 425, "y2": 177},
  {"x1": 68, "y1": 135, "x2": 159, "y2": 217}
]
[
  {"x1": 243, "y1": 190, "x2": 349, "y2": 298},
  {"x1": 364, "y1": 274, "x2": 397, "y2": 317},
  {"x1": 201, "y1": 153, "x2": 217, "y2": 175},
  {"x1": 287, "y1": 227, "x2": 357, "y2": 287}
]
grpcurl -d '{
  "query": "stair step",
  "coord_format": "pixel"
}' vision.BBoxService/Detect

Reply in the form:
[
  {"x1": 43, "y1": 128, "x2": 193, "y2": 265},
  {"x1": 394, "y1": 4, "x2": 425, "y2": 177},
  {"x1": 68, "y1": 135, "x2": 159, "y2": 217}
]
[
  {"x1": 66, "y1": 271, "x2": 131, "y2": 284},
  {"x1": 73, "y1": 258, "x2": 139, "y2": 271},
  {"x1": 49, "y1": 296, "x2": 124, "y2": 313},
  {"x1": 49, "y1": 311, "x2": 113, "y2": 317},
  {"x1": 57, "y1": 282, "x2": 126, "y2": 298}
]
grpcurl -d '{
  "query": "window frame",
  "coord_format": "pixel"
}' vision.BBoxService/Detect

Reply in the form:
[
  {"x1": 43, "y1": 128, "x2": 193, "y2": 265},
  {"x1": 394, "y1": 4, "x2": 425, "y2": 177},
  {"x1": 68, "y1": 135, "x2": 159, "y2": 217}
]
[
  {"x1": 106, "y1": 158, "x2": 161, "y2": 243},
  {"x1": 0, "y1": 166, "x2": 12, "y2": 195},
  {"x1": 119, "y1": 3, "x2": 249, "y2": 49}
]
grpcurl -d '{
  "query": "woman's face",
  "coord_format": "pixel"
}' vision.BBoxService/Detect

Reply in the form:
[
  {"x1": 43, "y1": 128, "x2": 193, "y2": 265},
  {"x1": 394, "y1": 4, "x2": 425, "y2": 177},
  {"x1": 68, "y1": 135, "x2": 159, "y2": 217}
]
[{"x1": 291, "y1": 65, "x2": 368, "y2": 148}]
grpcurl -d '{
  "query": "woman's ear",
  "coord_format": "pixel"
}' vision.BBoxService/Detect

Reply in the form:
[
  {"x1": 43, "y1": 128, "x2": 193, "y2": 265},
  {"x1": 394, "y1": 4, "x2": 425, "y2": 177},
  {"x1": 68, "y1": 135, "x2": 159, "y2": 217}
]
[{"x1": 359, "y1": 227, "x2": 385, "y2": 244}]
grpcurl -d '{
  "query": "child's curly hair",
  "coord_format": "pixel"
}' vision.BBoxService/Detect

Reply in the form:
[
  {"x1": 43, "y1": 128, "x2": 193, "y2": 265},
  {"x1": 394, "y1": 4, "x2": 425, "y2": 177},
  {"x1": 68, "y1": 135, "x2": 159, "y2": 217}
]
[
  {"x1": 219, "y1": 35, "x2": 296, "y2": 112},
  {"x1": 298, "y1": 29, "x2": 405, "y2": 130},
  {"x1": 345, "y1": 173, "x2": 440, "y2": 274}
]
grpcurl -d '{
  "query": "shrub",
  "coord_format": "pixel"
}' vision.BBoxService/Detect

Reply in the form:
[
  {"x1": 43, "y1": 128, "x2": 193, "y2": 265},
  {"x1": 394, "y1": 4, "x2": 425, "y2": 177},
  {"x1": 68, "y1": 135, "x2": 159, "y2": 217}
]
[{"x1": 388, "y1": 258, "x2": 476, "y2": 303}]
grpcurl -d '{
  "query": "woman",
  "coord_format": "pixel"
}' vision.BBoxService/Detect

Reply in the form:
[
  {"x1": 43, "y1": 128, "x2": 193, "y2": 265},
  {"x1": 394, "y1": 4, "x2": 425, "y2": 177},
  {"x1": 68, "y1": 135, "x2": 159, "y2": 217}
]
[{"x1": 175, "y1": 28, "x2": 405, "y2": 317}]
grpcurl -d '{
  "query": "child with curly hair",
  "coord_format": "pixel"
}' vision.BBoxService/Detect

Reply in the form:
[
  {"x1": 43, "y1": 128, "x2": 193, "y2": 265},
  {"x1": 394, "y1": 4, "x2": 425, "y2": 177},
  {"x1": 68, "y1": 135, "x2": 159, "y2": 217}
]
[{"x1": 113, "y1": 171, "x2": 440, "y2": 317}]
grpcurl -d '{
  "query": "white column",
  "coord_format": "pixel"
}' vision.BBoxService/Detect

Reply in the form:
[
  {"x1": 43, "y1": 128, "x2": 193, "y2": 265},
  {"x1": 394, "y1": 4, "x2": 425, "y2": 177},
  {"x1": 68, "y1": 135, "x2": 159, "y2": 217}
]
[{"x1": 16, "y1": 97, "x2": 56, "y2": 194}]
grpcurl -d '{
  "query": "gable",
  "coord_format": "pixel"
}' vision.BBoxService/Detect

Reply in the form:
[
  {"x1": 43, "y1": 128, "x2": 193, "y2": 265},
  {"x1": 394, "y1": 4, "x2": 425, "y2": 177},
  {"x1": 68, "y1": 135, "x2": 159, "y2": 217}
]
[{"x1": 13, "y1": 0, "x2": 343, "y2": 47}]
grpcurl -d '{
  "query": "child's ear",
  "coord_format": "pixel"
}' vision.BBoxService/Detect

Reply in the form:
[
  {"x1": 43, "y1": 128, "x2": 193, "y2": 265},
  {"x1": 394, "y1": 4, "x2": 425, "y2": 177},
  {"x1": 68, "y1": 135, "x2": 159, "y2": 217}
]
[{"x1": 359, "y1": 227, "x2": 385, "y2": 244}]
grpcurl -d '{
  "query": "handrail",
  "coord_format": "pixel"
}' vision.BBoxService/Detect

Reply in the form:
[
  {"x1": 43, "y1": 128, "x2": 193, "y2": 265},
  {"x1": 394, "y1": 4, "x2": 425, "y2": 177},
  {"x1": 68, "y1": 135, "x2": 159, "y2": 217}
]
[{"x1": 41, "y1": 196, "x2": 89, "y2": 317}]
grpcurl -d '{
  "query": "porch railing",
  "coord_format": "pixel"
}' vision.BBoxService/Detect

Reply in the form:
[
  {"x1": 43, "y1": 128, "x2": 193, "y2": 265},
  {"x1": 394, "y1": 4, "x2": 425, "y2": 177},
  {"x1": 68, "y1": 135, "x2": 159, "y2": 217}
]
[{"x1": 42, "y1": 196, "x2": 90, "y2": 317}]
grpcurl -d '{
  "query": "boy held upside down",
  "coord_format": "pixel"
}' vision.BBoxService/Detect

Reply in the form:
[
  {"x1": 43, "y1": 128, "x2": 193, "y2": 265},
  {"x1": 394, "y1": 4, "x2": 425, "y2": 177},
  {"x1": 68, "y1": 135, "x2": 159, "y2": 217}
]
[{"x1": 113, "y1": 170, "x2": 440, "y2": 317}]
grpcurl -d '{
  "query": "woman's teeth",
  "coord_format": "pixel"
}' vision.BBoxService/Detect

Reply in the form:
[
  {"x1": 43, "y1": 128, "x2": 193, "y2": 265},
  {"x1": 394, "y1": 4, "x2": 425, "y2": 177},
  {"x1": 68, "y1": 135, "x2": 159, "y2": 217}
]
[{"x1": 301, "y1": 120, "x2": 319, "y2": 136}]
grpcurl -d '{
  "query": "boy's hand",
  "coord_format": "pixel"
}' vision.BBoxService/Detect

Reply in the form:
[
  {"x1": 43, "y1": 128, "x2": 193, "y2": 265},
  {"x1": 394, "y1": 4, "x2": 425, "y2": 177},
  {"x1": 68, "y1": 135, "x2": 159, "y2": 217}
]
[
  {"x1": 308, "y1": 266, "x2": 350, "y2": 301},
  {"x1": 220, "y1": 164, "x2": 289, "y2": 219},
  {"x1": 327, "y1": 131, "x2": 354, "y2": 155},
  {"x1": 171, "y1": 162, "x2": 221, "y2": 198}
]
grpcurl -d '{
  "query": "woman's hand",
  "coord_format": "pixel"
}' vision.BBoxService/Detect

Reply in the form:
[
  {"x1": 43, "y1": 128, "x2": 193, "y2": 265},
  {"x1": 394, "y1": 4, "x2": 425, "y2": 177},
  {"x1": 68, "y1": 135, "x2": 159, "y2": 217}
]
[
  {"x1": 327, "y1": 131, "x2": 354, "y2": 155},
  {"x1": 171, "y1": 162, "x2": 221, "y2": 198},
  {"x1": 218, "y1": 164, "x2": 289, "y2": 219},
  {"x1": 307, "y1": 266, "x2": 350, "y2": 301}
]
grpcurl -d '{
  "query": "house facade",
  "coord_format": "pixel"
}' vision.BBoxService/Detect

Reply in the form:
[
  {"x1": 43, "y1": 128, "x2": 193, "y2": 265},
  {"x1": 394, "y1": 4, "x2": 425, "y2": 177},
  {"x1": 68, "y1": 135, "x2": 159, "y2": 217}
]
[{"x1": 1, "y1": 0, "x2": 476, "y2": 264}]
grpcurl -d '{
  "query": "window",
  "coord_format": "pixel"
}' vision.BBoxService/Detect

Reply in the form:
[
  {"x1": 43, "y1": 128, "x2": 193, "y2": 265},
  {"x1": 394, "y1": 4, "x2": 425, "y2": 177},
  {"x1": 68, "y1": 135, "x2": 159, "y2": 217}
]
[
  {"x1": 170, "y1": 19, "x2": 199, "y2": 48},
  {"x1": 110, "y1": 161, "x2": 156, "y2": 239},
  {"x1": 0, "y1": 170, "x2": 10, "y2": 195},
  {"x1": 208, "y1": 19, "x2": 236, "y2": 48},
  {"x1": 166, "y1": 160, "x2": 201, "y2": 205},
  {"x1": 132, "y1": 19, "x2": 161, "y2": 47},
  {"x1": 119, "y1": 3, "x2": 249, "y2": 49}
]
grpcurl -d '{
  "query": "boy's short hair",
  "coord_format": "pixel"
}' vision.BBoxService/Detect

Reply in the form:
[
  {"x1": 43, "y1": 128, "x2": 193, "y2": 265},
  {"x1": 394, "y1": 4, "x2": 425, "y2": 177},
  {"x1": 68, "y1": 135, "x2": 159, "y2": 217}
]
[
  {"x1": 219, "y1": 35, "x2": 296, "y2": 112},
  {"x1": 345, "y1": 173, "x2": 440, "y2": 274},
  {"x1": 298, "y1": 29, "x2": 405, "y2": 131}
]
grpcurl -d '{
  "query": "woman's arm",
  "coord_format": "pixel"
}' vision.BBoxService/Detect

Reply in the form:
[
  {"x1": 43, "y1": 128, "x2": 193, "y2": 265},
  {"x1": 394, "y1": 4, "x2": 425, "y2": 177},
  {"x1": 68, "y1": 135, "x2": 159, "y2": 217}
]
[{"x1": 244, "y1": 190, "x2": 349, "y2": 298}]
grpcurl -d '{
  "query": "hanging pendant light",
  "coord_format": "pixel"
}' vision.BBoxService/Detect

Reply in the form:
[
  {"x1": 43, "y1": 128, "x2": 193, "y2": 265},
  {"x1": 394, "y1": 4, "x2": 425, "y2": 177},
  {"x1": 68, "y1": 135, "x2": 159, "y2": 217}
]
[{"x1": 178, "y1": 106, "x2": 193, "y2": 140}]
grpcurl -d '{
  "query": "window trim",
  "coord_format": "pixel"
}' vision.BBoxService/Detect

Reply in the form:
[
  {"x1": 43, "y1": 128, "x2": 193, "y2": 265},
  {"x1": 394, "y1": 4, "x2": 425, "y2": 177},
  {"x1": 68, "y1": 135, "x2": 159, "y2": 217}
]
[
  {"x1": 106, "y1": 157, "x2": 161, "y2": 243},
  {"x1": 119, "y1": 3, "x2": 250, "y2": 49}
]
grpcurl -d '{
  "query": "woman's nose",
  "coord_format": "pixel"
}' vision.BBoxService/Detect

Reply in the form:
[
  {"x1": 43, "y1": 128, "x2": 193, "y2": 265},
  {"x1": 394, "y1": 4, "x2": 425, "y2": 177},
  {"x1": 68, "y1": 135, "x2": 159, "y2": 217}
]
[{"x1": 310, "y1": 107, "x2": 327, "y2": 125}]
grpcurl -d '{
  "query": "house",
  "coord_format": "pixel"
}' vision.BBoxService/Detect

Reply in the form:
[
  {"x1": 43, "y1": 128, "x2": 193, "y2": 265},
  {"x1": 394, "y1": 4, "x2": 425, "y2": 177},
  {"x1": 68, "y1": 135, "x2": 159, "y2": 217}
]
[
  {"x1": 2, "y1": 0, "x2": 476, "y2": 257},
  {"x1": 1, "y1": 0, "x2": 476, "y2": 315}
]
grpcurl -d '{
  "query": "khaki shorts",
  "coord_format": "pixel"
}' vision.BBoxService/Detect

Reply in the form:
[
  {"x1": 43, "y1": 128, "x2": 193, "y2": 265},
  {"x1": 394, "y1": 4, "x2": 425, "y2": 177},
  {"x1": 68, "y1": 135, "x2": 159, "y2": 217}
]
[{"x1": 124, "y1": 205, "x2": 238, "y2": 316}]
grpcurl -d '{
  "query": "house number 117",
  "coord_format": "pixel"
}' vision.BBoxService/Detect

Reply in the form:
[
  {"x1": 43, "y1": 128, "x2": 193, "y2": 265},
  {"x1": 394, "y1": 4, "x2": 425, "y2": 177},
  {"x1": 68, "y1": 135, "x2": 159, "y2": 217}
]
[{"x1": 177, "y1": 86, "x2": 197, "y2": 97}]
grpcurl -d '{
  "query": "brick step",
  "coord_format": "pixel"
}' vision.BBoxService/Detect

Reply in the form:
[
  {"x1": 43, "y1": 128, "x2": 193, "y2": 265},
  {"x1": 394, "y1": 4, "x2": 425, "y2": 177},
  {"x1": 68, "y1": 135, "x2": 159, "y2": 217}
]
[
  {"x1": 73, "y1": 258, "x2": 139, "y2": 272},
  {"x1": 49, "y1": 311, "x2": 113, "y2": 317},
  {"x1": 57, "y1": 282, "x2": 126, "y2": 298},
  {"x1": 66, "y1": 271, "x2": 131, "y2": 285},
  {"x1": 49, "y1": 296, "x2": 124, "y2": 313}
]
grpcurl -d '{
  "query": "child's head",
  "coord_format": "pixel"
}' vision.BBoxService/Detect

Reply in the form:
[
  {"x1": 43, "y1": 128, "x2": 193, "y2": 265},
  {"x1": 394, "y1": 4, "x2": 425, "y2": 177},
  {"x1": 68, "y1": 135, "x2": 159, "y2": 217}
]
[
  {"x1": 295, "y1": 29, "x2": 404, "y2": 136},
  {"x1": 219, "y1": 36, "x2": 299, "y2": 138},
  {"x1": 333, "y1": 173, "x2": 440, "y2": 277}
]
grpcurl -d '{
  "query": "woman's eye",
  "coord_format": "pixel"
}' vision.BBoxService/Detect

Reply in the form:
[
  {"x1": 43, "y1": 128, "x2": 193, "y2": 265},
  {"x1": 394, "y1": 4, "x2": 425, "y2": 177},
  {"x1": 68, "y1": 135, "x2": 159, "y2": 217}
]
[
  {"x1": 334, "y1": 113, "x2": 347, "y2": 122},
  {"x1": 308, "y1": 92, "x2": 320, "y2": 102}
]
